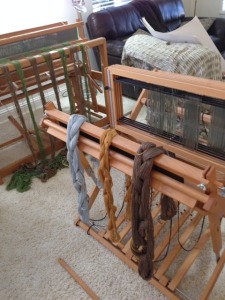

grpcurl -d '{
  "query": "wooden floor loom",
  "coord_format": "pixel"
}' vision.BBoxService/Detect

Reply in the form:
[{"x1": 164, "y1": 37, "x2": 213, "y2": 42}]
[
  {"x1": 41, "y1": 99, "x2": 225, "y2": 300},
  {"x1": 0, "y1": 23, "x2": 109, "y2": 183}
]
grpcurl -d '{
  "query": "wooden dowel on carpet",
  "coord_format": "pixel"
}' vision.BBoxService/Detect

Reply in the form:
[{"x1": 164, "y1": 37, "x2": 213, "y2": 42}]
[{"x1": 58, "y1": 258, "x2": 100, "y2": 300}]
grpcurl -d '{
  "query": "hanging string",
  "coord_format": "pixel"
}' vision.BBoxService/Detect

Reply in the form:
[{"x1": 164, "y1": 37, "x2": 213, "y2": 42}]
[
  {"x1": 13, "y1": 60, "x2": 46, "y2": 163},
  {"x1": 80, "y1": 44, "x2": 92, "y2": 122},
  {"x1": 177, "y1": 203, "x2": 206, "y2": 252},
  {"x1": 58, "y1": 48, "x2": 76, "y2": 114},
  {"x1": 0, "y1": 65, "x2": 38, "y2": 163},
  {"x1": 69, "y1": 47, "x2": 87, "y2": 116},
  {"x1": 43, "y1": 52, "x2": 62, "y2": 111},
  {"x1": 97, "y1": 128, "x2": 121, "y2": 243},
  {"x1": 66, "y1": 114, "x2": 90, "y2": 224},
  {"x1": 29, "y1": 56, "x2": 47, "y2": 108}
]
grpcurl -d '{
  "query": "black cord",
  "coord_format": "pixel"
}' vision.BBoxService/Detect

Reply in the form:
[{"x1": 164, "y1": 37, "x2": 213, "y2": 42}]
[
  {"x1": 154, "y1": 217, "x2": 173, "y2": 263},
  {"x1": 90, "y1": 213, "x2": 107, "y2": 222},
  {"x1": 62, "y1": 90, "x2": 68, "y2": 97},
  {"x1": 177, "y1": 203, "x2": 206, "y2": 252},
  {"x1": 89, "y1": 199, "x2": 125, "y2": 223},
  {"x1": 116, "y1": 199, "x2": 125, "y2": 218},
  {"x1": 87, "y1": 223, "x2": 95, "y2": 235}
]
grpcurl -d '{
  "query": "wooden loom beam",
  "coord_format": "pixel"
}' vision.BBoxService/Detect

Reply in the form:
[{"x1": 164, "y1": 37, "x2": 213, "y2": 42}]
[
  {"x1": 0, "y1": 22, "x2": 69, "y2": 39},
  {"x1": 0, "y1": 22, "x2": 85, "y2": 46}
]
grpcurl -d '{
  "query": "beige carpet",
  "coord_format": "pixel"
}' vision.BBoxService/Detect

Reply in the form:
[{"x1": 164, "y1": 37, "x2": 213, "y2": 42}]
[{"x1": 0, "y1": 165, "x2": 225, "y2": 300}]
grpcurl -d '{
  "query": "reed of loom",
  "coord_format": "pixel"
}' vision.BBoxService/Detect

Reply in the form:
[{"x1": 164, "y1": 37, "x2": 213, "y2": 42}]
[
  {"x1": 0, "y1": 27, "x2": 109, "y2": 183},
  {"x1": 41, "y1": 102, "x2": 225, "y2": 300}
]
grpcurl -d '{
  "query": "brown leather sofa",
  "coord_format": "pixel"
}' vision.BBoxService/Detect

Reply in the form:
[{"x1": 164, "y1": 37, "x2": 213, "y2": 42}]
[{"x1": 87, "y1": 0, "x2": 225, "y2": 98}]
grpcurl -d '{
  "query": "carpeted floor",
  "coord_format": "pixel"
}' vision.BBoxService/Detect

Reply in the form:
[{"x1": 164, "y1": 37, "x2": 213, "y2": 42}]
[{"x1": 0, "y1": 164, "x2": 225, "y2": 300}]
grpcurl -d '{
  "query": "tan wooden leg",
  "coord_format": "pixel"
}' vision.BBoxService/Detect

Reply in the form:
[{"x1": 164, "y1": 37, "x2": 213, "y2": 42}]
[
  {"x1": 129, "y1": 88, "x2": 147, "y2": 120},
  {"x1": 208, "y1": 213, "x2": 222, "y2": 261},
  {"x1": 199, "y1": 248, "x2": 225, "y2": 300}
]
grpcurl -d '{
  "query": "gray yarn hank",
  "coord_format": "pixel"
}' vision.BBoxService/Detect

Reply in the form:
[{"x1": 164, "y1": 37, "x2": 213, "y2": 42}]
[{"x1": 66, "y1": 114, "x2": 90, "y2": 224}]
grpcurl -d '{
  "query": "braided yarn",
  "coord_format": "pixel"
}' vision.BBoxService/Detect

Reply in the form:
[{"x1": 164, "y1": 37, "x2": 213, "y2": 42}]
[
  {"x1": 131, "y1": 142, "x2": 164, "y2": 280},
  {"x1": 66, "y1": 114, "x2": 90, "y2": 224},
  {"x1": 98, "y1": 128, "x2": 120, "y2": 243}
]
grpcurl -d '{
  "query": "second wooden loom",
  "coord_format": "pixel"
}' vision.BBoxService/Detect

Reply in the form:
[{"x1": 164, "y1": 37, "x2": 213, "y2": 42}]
[
  {"x1": 0, "y1": 23, "x2": 109, "y2": 183},
  {"x1": 40, "y1": 66, "x2": 225, "y2": 299}
]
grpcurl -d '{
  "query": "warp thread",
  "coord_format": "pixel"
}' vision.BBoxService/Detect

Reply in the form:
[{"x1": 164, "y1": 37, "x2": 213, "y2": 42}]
[
  {"x1": 66, "y1": 114, "x2": 90, "y2": 224},
  {"x1": 98, "y1": 128, "x2": 120, "y2": 243}
]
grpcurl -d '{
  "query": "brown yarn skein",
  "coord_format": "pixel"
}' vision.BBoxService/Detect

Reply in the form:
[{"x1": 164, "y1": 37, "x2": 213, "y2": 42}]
[
  {"x1": 160, "y1": 194, "x2": 177, "y2": 221},
  {"x1": 131, "y1": 142, "x2": 164, "y2": 280}
]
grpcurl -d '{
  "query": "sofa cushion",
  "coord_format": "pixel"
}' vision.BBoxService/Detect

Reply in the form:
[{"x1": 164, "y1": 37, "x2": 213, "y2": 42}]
[
  {"x1": 107, "y1": 40, "x2": 125, "y2": 57},
  {"x1": 209, "y1": 35, "x2": 224, "y2": 53},
  {"x1": 87, "y1": 4, "x2": 144, "y2": 40},
  {"x1": 131, "y1": 0, "x2": 167, "y2": 32},
  {"x1": 208, "y1": 18, "x2": 225, "y2": 53},
  {"x1": 150, "y1": 0, "x2": 185, "y2": 31},
  {"x1": 109, "y1": 5, "x2": 145, "y2": 37}
]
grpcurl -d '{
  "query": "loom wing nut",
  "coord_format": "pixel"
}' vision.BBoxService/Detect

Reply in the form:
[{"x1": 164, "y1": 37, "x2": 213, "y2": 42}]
[
  {"x1": 39, "y1": 113, "x2": 49, "y2": 128},
  {"x1": 197, "y1": 183, "x2": 207, "y2": 192},
  {"x1": 217, "y1": 186, "x2": 225, "y2": 198}
]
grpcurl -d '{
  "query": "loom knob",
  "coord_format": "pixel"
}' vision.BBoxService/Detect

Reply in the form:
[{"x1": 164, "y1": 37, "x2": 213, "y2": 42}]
[
  {"x1": 217, "y1": 186, "x2": 225, "y2": 197},
  {"x1": 197, "y1": 183, "x2": 206, "y2": 191}
]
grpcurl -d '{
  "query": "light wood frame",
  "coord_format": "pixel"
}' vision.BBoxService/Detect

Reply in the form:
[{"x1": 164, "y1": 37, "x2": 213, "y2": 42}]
[
  {"x1": 40, "y1": 102, "x2": 225, "y2": 300},
  {"x1": 0, "y1": 23, "x2": 109, "y2": 183}
]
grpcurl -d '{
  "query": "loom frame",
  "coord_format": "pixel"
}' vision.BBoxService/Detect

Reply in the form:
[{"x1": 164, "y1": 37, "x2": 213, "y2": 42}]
[
  {"x1": 0, "y1": 23, "x2": 109, "y2": 183},
  {"x1": 41, "y1": 102, "x2": 225, "y2": 300}
]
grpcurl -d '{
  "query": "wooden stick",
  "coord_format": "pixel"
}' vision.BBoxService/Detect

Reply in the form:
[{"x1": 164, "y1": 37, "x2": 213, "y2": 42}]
[{"x1": 58, "y1": 258, "x2": 100, "y2": 300}]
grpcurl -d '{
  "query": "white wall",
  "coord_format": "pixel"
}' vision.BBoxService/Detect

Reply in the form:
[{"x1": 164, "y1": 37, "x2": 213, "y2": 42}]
[
  {"x1": 0, "y1": 0, "x2": 98, "y2": 68},
  {"x1": 195, "y1": 0, "x2": 223, "y2": 17},
  {"x1": 183, "y1": 0, "x2": 224, "y2": 17},
  {"x1": 1, "y1": 0, "x2": 224, "y2": 34},
  {"x1": 0, "y1": 0, "x2": 92, "y2": 34}
]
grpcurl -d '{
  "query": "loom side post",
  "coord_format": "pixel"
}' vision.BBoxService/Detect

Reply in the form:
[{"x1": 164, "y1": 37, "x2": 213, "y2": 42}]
[{"x1": 202, "y1": 166, "x2": 223, "y2": 260}]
